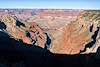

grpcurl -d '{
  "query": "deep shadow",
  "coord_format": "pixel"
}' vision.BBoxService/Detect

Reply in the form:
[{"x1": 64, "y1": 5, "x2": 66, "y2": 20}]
[
  {"x1": 25, "y1": 31, "x2": 31, "y2": 38},
  {"x1": 0, "y1": 31, "x2": 53, "y2": 66},
  {"x1": 95, "y1": 47, "x2": 100, "y2": 60},
  {"x1": 89, "y1": 24, "x2": 93, "y2": 32},
  {"x1": 0, "y1": 21, "x2": 6, "y2": 30},
  {"x1": 44, "y1": 33, "x2": 51, "y2": 50},
  {"x1": 16, "y1": 20, "x2": 25, "y2": 27},
  {"x1": 81, "y1": 27, "x2": 100, "y2": 52},
  {"x1": 0, "y1": 31, "x2": 100, "y2": 67},
  {"x1": 91, "y1": 27, "x2": 100, "y2": 43}
]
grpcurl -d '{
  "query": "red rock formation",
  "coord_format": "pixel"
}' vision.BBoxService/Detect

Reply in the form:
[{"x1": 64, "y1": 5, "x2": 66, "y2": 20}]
[
  {"x1": 49, "y1": 11, "x2": 100, "y2": 54},
  {"x1": 25, "y1": 22, "x2": 46, "y2": 47},
  {"x1": 0, "y1": 9, "x2": 100, "y2": 55},
  {"x1": 1, "y1": 15, "x2": 46, "y2": 46}
]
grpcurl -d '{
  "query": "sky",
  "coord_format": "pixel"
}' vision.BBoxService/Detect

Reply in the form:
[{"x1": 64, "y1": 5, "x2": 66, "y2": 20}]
[{"x1": 0, "y1": 0, "x2": 100, "y2": 9}]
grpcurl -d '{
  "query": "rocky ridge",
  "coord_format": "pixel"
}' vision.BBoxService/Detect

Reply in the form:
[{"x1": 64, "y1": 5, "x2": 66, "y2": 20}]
[
  {"x1": 0, "y1": 15, "x2": 47, "y2": 48},
  {"x1": 0, "y1": 9, "x2": 100, "y2": 55}
]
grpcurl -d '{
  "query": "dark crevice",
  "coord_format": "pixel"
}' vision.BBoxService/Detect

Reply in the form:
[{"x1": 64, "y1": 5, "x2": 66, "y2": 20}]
[
  {"x1": 25, "y1": 31, "x2": 31, "y2": 38},
  {"x1": 81, "y1": 27, "x2": 100, "y2": 53},
  {"x1": 25, "y1": 31, "x2": 37, "y2": 45},
  {"x1": 16, "y1": 20, "x2": 25, "y2": 27},
  {"x1": 89, "y1": 24, "x2": 93, "y2": 32},
  {"x1": 44, "y1": 33, "x2": 51, "y2": 50},
  {"x1": 32, "y1": 39, "x2": 37, "y2": 45},
  {"x1": 0, "y1": 21, "x2": 6, "y2": 30}
]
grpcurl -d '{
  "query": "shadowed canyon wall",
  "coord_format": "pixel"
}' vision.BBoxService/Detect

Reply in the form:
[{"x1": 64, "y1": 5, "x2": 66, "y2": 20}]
[{"x1": 0, "y1": 9, "x2": 100, "y2": 55}]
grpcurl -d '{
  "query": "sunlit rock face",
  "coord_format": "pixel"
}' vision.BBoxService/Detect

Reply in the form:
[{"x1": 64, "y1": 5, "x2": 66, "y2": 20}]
[
  {"x1": 0, "y1": 9, "x2": 100, "y2": 54},
  {"x1": 0, "y1": 15, "x2": 46, "y2": 47},
  {"x1": 24, "y1": 22, "x2": 46, "y2": 47},
  {"x1": 49, "y1": 11, "x2": 100, "y2": 54}
]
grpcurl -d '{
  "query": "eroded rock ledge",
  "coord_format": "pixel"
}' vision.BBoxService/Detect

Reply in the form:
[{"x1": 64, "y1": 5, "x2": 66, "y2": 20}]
[
  {"x1": 49, "y1": 10, "x2": 100, "y2": 54},
  {"x1": 0, "y1": 10, "x2": 100, "y2": 55}
]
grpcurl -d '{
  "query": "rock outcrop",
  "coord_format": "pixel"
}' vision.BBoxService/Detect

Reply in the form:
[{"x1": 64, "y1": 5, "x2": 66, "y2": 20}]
[
  {"x1": 0, "y1": 9, "x2": 100, "y2": 55},
  {"x1": 49, "y1": 10, "x2": 100, "y2": 54},
  {"x1": 0, "y1": 15, "x2": 46, "y2": 48}
]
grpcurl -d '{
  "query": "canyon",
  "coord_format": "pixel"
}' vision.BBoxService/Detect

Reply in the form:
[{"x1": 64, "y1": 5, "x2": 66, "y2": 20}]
[{"x1": 0, "y1": 9, "x2": 100, "y2": 55}]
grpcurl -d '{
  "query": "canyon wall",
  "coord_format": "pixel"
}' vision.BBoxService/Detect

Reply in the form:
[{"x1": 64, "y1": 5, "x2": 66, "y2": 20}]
[{"x1": 0, "y1": 9, "x2": 100, "y2": 54}]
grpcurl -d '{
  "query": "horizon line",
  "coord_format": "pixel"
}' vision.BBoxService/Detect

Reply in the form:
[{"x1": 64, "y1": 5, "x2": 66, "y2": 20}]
[{"x1": 0, "y1": 8, "x2": 100, "y2": 10}]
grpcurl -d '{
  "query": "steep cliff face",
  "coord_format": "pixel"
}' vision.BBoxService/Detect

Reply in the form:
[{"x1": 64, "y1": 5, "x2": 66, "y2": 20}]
[
  {"x1": 0, "y1": 10, "x2": 100, "y2": 55},
  {"x1": 79, "y1": 11, "x2": 100, "y2": 54},
  {"x1": 24, "y1": 22, "x2": 46, "y2": 47},
  {"x1": 49, "y1": 10, "x2": 100, "y2": 54},
  {"x1": 0, "y1": 15, "x2": 46, "y2": 48}
]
